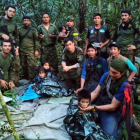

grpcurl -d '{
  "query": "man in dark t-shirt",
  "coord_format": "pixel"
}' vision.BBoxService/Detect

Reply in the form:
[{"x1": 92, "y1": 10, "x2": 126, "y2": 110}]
[
  {"x1": 59, "y1": 38, "x2": 84, "y2": 89},
  {"x1": 84, "y1": 13, "x2": 111, "y2": 59}
]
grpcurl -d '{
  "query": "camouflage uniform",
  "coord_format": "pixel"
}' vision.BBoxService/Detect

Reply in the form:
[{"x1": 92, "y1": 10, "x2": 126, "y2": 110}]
[
  {"x1": 66, "y1": 16, "x2": 79, "y2": 46},
  {"x1": 18, "y1": 26, "x2": 40, "y2": 80},
  {"x1": 0, "y1": 16, "x2": 19, "y2": 85},
  {"x1": 136, "y1": 44, "x2": 140, "y2": 58},
  {"x1": 112, "y1": 21, "x2": 140, "y2": 62},
  {"x1": 0, "y1": 53, "x2": 15, "y2": 89},
  {"x1": 59, "y1": 47, "x2": 84, "y2": 88},
  {"x1": 38, "y1": 23, "x2": 59, "y2": 74}
]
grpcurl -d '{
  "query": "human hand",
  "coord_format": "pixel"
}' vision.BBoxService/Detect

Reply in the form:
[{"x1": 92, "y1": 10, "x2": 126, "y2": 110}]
[
  {"x1": 58, "y1": 32, "x2": 65, "y2": 38},
  {"x1": 39, "y1": 34, "x2": 44, "y2": 38},
  {"x1": 9, "y1": 82, "x2": 15, "y2": 88},
  {"x1": 78, "y1": 105, "x2": 94, "y2": 112},
  {"x1": 35, "y1": 51, "x2": 39, "y2": 57},
  {"x1": 63, "y1": 66, "x2": 70, "y2": 72},
  {"x1": 49, "y1": 34, "x2": 55, "y2": 38},
  {"x1": 0, "y1": 80, "x2": 8, "y2": 89},
  {"x1": 2, "y1": 34, "x2": 9, "y2": 40},
  {"x1": 84, "y1": 48, "x2": 87, "y2": 56},
  {"x1": 76, "y1": 87, "x2": 83, "y2": 94},
  {"x1": 127, "y1": 45, "x2": 136, "y2": 50},
  {"x1": 99, "y1": 42, "x2": 103, "y2": 49},
  {"x1": 15, "y1": 48, "x2": 19, "y2": 56}
]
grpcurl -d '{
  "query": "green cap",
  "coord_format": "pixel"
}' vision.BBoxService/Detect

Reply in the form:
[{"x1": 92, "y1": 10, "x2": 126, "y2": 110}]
[{"x1": 66, "y1": 16, "x2": 75, "y2": 22}]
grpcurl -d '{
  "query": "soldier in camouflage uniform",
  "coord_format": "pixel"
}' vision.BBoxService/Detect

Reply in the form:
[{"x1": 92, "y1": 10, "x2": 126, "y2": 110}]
[
  {"x1": 59, "y1": 38, "x2": 84, "y2": 89},
  {"x1": 59, "y1": 16, "x2": 79, "y2": 46},
  {"x1": 18, "y1": 16, "x2": 40, "y2": 80},
  {"x1": 38, "y1": 13, "x2": 59, "y2": 74},
  {"x1": 112, "y1": 9, "x2": 140, "y2": 62},
  {"x1": 0, "y1": 40, "x2": 15, "y2": 90},
  {"x1": 0, "y1": 6, "x2": 20, "y2": 86}
]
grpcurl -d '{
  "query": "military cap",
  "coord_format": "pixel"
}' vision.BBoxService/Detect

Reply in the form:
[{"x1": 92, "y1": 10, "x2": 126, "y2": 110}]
[{"x1": 66, "y1": 16, "x2": 75, "y2": 22}]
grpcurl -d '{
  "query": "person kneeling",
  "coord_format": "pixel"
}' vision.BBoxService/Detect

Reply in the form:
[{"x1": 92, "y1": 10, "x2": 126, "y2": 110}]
[
  {"x1": 79, "y1": 59, "x2": 130, "y2": 139},
  {"x1": 0, "y1": 40, "x2": 15, "y2": 91}
]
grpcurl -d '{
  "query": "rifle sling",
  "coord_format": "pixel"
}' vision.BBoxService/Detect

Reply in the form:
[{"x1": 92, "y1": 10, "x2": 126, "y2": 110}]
[{"x1": 20, "y1": 27, "x2": 31, "y2": 43}]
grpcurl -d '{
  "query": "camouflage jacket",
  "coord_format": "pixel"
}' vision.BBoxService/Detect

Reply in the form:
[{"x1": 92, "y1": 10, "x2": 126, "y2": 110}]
[
  {"x1": 62, "y1": 46, "x2": 84, "y2": 67},
  {"x1": 18, "y1": 26, "x2": 40, "y2": 53},
  {"x1": 38, "y1": 23, "x2": 59, "y2": 47},
  {"x1": 0, "y1": 16, "x2": 18, "y2": 46},
  {"x1": 0, "y1": 53, "x2": 15, "y2": 82},
  {"x1": 67, "y1": 26, "x2": 79, "y2": 45}
]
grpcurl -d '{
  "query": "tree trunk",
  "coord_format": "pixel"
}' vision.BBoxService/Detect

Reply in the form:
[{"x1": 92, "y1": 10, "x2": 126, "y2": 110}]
[
  {"x1": 78, "y1": 0, "x2": 87, "y2": 33},
  {"x1": 0, "y1": 90, "x2": 20, "y2": 140},
  {"x1": 98, "y1": 0, "x2": 101, "y2": 14}
]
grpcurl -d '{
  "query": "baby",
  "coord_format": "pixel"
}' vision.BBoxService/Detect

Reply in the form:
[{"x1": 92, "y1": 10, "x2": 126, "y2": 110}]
[{"x1": 59, "y1": 25, "x2": 69, "y2": 37}]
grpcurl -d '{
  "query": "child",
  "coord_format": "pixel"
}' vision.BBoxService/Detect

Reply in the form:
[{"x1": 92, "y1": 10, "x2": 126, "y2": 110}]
[
  {"x1": 19, "y1": 67, "x2": 46, "y2": 102},
  {"x1": 64, "y1": 89, "x2": 114, "y2": 140},
  {"x1": 59, "y1": 25, "x2": 69, "y2": 37},
  {"x1": 58, "y1": 25, "x2": 69, "y2": 47},
  {"x1": 78, "y1": 89, "x2": 91, "y2": 110}
]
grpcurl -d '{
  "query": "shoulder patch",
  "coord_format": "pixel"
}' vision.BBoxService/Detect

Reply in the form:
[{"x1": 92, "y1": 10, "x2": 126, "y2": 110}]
[{"x1": 73, "y1": 33, "x2": 79, "y2": 36}]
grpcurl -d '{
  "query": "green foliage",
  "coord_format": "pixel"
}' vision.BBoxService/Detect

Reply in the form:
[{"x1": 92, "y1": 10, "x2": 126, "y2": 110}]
[{"x1": 3, "y1": 89, "x2": 18, "y2": 107}]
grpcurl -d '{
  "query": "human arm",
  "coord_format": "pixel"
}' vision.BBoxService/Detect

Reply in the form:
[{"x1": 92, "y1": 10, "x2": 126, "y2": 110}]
[
  {"x1": 0, "y1": 80, "x2": 8, "y2": 89},
  {"x1": 99, "y1": 39, "x2": 110, "y2": 49},
  {"x1": 8, "y1": 56, "x2": 15, "y2": 83},
  {"x1": 49, "y1": 25, "x2": 59, "y2": 38},
  {"x1": 99, "y1": 26, "x2": 111, "y2": 49},
  {"x1": 63, "y1": 64, "x2": 78, "y2": 72},
  {"x1": 76, "y1": 60, "x2": 86, "y2": 93},
  {"x1": 80, "y1": 97, "x2": 121, "y2": 112},
  {"x1": 126, "y1": 59, "x2": 137, "y2": 82},
  {"x1": 102, "y1": 59, "x2": 109, "y2": 73},
  {"x1": 33, "y1": 29, "x2": 40, "y2": 57}
]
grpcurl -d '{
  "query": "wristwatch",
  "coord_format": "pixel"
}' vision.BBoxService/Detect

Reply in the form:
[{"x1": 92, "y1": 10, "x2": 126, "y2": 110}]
[{"x1": 93, "y1": 105, "x2": 97, "y2": 111}]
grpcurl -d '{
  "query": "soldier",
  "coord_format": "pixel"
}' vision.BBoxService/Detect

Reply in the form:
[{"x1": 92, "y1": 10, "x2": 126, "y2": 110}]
[
  {"x1": 59, "y1": 38, "x2": 84, "y2": 89},
  {"x1": 112, "y1": 9, "x2": 140, "y2": 62},
  {"x1": 0, "y1": 5, "x2": 20, "y2": 86},
  {"x1": 59, "y1": 16, "x2": 79, "y2": 46},
  {"x1": 0, "y1": 40, "x2": 15, "y2": 90},
  {"x1": 84, "y1": 13, "x2": 111, "y2": 59},
  {"x1": 38, "y1": 13, "x2": 59, "y2": 74},
  {"x1": 18, "y1": 16, "x2": 40, "y2": 80}
]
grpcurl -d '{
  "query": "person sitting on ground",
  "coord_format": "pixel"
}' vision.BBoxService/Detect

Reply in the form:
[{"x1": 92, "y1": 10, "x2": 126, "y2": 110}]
[
  {"x1": 0, "y1": 40, "x2": 15, "y2": 90},
  {"x1": 76, "y1": 44, "x2": 108, "y2": 93},
  {"x1": 107, "y1": 42, "x2": 137, "y2": 83},
  {"x1": 79, "y1": 59, "x2": 130, "y2": 139},
  {"x1": 59, "y1": 38, "x2": 84, "y2": 89},
  {"x1": 19, "y1": 67, "x2": 46, "y2": 102},
  {"x1": 20, "y1": 62, "x2": 73, "y2": 104},
  {"x1": 64, "y1": 89, "x2": 114, "y2": 140}
]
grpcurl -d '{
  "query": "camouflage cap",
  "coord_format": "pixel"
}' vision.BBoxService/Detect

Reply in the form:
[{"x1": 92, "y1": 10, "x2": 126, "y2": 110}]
[
  {"x1": 66, "y1": 16, "x2": 75, "y2": 22},
  {"x1": 110, "y1": 58, "x2": 128, "y2": 73}
]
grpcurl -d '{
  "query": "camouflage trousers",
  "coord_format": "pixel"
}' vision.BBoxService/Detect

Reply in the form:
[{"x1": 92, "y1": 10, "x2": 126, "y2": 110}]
[
  {"x1": 40, "y1": 44, "x2": 58, "y2": 74},
  {"x1": 13, "y1": 55, "x2": 20, "y2": 85},
  {"x1": 20, "y1": 51, "x2": 37, "y2": 80},
  {"x1": 58, "y1": 66, "x2": 82, "y2": 88},
  {"x1": 121, "y1": 50, "x2": 134, "y2": 62}
]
